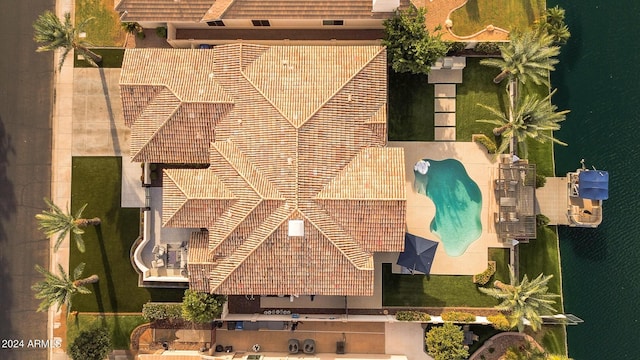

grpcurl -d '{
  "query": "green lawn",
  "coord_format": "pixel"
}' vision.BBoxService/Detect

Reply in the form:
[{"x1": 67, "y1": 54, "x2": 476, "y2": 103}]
[
  {"x1": 488, "y1": 247, "x2": 510, "y2": 284},
  {"x1": 67, "y1": 313, "x2": 147, "y2": 350},
  {"x1": 449, "y1": 0, "x2": 545, "y2": 37},
  {"x1": 70, "y1": 157, "x2": 184, "y2": 313},
  {"x1": 76, "y1": 0, "x2": 126, "y2": 47},
  {"x1": 518, "y1": 226, "x2": 563, "y2": 312},
  {"x1": 73, "y1": 48, "x2": 125, "y2": 68},
  {"x1": 388, "y1": 71, "x2": 434, "y2": 141},
  {"x1": 382, "y1": 264, "x2": 495, "y2": 308},
  {"x1": 456, "y1": 57, "x2": 508, "y2": 142}
]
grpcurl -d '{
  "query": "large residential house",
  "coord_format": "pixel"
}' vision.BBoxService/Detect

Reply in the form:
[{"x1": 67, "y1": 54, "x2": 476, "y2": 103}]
[
  {"x1": 115, "y1": 0, "x2": 413, "y2": 46},
  {"x1": 122, "y1": 44, "x2": 406, "y2": 296}
]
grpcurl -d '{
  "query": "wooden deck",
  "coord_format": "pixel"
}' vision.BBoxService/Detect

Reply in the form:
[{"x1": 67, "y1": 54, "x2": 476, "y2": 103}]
[{"x1": 536, "y1": 177, "x2": 569, "y2": 225}]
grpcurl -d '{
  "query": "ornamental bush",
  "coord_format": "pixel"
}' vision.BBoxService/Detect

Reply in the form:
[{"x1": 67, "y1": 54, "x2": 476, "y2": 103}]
[
  {"x1": 472, "y1": 134, "x2": 497, "y2": 154},
  {"x1": 535, "y1": 174, "x2": 547, "y2": 188},
  {"x1": 487, "y1": 313, "x2": 512, "y2": 331},
  {"x1": 425, "y1": 323, "x2": 469, "y2": 360},
  {"x1": 441, "y1": 311, "x2": 476, "y2": 323},
  {"x1": 395, "y1": 310, "x2": 431, "y2": 322},
  {"x1": 474, "y1": 42, "x2": 501, "y2": 55},
  {"x1": 473, "y1": 261, "x2": 496, "y2": 285},
  {"x1": 68, "y1": 327, "x2": 112, "y2": 360},
  {"x1": 142, "y1": 302, "x2": 182, "y2": 321}
]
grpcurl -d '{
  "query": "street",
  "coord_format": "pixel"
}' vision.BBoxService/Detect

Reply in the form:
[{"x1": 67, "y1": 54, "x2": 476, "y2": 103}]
[{"x1": 0, "y1": 0, "x2": 55, "y2": 359}]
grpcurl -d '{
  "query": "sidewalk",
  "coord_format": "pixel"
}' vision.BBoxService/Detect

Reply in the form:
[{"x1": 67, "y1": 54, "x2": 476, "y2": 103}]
[{"x1": 49, "y1": 0, "x2": 74, "y2": 357}]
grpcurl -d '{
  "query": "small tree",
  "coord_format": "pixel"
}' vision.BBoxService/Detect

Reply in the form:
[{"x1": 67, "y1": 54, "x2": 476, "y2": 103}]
[
  {"x1": 36, "y1": 198, "x2": 101, "y2": 253},
  {"x1": 68, "y1": 327, "x2": 112, "y2": 360},
  {"x1": 181, "y1": 290, "x2": 226, "y2": 323},
  {"x1": 425, "y1": 323, "x2": 468, "y2": 360},
  {"x1": 382, "y1": 6, "x2": 450, "y2": 75}
]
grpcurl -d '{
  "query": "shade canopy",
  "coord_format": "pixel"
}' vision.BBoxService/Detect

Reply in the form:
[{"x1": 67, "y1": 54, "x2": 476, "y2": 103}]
[
  {"x1": 579, "y1": 170, "x2": 609, "y2": 200},
  {"x1": 397, "y1": 233, "x2": 439, "y2": 274}
]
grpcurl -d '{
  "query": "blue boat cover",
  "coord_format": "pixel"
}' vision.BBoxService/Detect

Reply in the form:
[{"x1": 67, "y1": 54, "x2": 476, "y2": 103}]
[{"x1": 579, "y1": 170, "x2": 609, "y2": 200}]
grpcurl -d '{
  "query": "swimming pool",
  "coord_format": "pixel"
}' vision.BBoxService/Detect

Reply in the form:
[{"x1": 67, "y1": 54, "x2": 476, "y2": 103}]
[{"x1": 414, "y1": 158, "x2": 482, "y2": 257}]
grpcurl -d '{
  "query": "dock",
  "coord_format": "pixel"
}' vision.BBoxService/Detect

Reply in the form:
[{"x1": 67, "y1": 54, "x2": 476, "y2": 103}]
[{"x1": 536, "y1": 177, "x2": 569, "y2": 225}]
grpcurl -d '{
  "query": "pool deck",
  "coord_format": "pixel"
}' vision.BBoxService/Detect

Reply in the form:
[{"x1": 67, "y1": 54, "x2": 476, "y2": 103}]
[{"x1": 388, "y1": 141, "x2": 509, "y2": 276}]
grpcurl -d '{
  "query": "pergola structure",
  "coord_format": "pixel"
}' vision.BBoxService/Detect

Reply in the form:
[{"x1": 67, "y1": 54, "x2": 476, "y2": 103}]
[{"x1": 494, "y1": 157, "x2": 536, "y2": 240}]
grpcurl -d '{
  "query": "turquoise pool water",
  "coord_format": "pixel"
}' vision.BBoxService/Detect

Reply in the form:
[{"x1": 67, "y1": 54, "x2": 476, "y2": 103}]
[{"x1": 413, "y1": 159, "x2": 482, "y2": 257}]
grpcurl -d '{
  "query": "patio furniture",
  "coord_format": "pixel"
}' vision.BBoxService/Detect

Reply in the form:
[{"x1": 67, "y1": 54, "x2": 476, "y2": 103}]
[
  {"x1": 336, "y1": 341, "x2": 345, "y2": 354},
  {"x1": 288, "y1": 339, "x2": 299, "y2": 354},
  {"x1": 151, "y1": 258, "x2": 165, "y2": 268},
  {"x1": 303, "y1": 339, "x2": 315, "y2": 354}
]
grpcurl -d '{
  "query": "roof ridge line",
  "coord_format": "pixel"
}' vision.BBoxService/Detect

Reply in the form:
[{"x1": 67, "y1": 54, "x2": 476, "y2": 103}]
[
  {"x1": 299, "y1": 46, "x2": 385, "y2": 127},
  {"x1": 239, "y1": 49, "x2": 296, "y2": 129},
  {"x1": 131, "y1": 87, "x2": 181, "y2": 161},
  {"x1": 212, "y1": 140, "x2": 285, "y2": 200},
  {"x1": 208, "y1": 198, "x2": 262, "y2": 255},
  {"x1": 161, "y1": 169, "x2": 189, "y2": 227},
  {"x1": 209, "y1": 204, "x2": 293, "y2": 291},
  {"x1": 301, "y1": 206, "x2": 372, "y2": 270}
]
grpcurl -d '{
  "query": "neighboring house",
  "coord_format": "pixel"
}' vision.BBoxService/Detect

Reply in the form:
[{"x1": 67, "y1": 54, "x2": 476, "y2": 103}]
[
  {"x1": 121, "y1": 44, "x2": 406, "y2": 296},
  {"x1": 115, "y1": 0, "x2": 412, "y2": 46}
]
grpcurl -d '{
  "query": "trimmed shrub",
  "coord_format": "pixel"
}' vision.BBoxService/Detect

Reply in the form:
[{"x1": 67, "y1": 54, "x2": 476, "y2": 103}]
[
  {"x1": 395, "y1": 310, "x2": 431, "y2": 322},
  {"x1": 487, "y1": 313, "x2": 512, "y2": 331},
  {"x1": 142, "y1": 302, "x2": 182, "y2": 321},
  {"x1": 535, "y1": 174, "x2": 547, "y2": 188},
  {"x1": 68, "y1": 327, "x2": 112, "y2": 360},
  {"x1": 473, "y1": 261, "x2": 496, "y2": 285},
  {"x1": 536, "y1": 214, "x2": 550, "y2": 227},
  {"x1": 472, "y1": 134, "x2": 497, "y2": 154},
  {"x1": 155, "y1": 26, "x2": 167, "y2": 38},
  {"x1": 474, "y1": 42, "x2": 501, "y2": 55},
  {"x1": 447, "y1": 41, "x2": 466, "y2": 55},
  {"x1": 441, "y1": 311, "x2": 476, "y2": 323}
]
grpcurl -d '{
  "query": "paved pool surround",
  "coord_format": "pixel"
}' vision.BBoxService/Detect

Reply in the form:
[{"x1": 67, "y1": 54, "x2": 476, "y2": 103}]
[{"x1": 389, "y1": 141, "x2": 509, "y2": 276}]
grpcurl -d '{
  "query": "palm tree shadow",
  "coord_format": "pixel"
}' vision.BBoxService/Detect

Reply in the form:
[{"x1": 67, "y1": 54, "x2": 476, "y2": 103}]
[
  {"x1": 464, "y1": 0, "x2": 480, "y2": 22},
  {"x1": 98, "y1": 68, "x2": 121, "y2": 155},
  {"x1": 94, "y1": 224, "x2": 119, "y2": 312}
]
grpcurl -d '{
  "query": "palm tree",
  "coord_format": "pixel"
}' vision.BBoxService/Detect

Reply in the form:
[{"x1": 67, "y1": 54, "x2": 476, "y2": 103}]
[
  {"x1": 35, "y1": 198, "x2": 100, "y2": 253},
  {"x1": 33, "y1": 11, "x2": 102, "y2": 70},
  {"x1": 477, "y1": 89, "x2": 569, "y2": 158},
  {"x1": 32, "y1": 262, "x2": 98, "y2": 313},
  {"x1": 121, "y1": 21, "x2": 144, "y2": 46},
  {"x1": 544, "y1": 6, "x2": 571, "y2": 45},
  {"x1": 479, "y1": 265, "x2": 560, "y2": 332},
  {"x1": 480, "y1": 30, "x2": 560, "y2": 86}
]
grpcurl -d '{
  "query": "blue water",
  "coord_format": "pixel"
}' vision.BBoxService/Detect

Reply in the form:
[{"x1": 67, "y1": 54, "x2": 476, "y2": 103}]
[
  {"x1": 413, "y1": 159, "x2": 482, "y2": 256},
  {"x1": 549, "y1": 0, "x2": 640, "y2": 358}
]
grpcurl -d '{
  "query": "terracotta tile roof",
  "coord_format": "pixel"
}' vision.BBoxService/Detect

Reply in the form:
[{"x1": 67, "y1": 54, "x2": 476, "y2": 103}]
[
  {"x1": 117, "y1": 0, "x2": 413, "y2": 23},
  {"x1": 115, "y1": 0, "x2": 214, "y2": 22},
  {"x1": 121, "y1": 49, "x2": 233, "y2": 163},
  {"x1": 123, "y1": 45, "x2": 406, "y2": 296},
  {"x1": 209, "y1": 0, "x2": 412, "y2": 20}
]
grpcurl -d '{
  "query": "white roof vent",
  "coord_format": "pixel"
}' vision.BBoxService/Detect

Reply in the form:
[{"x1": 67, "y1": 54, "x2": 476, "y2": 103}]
[
  {"x1": 288, "y1": 220, "x2": 304, "y2": 237},
  {"x1": 372, "y1": 0, "x2": 399, "y2": 13}
]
